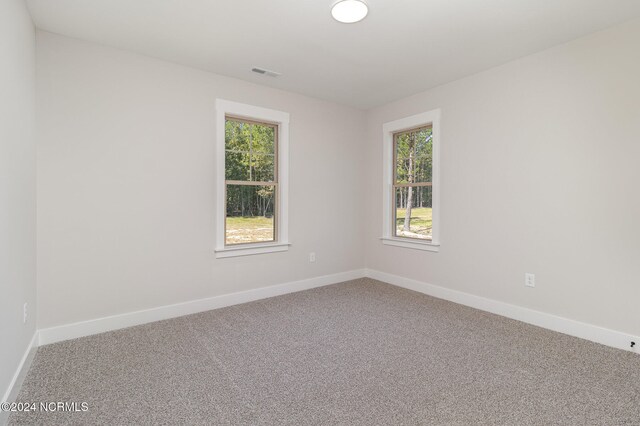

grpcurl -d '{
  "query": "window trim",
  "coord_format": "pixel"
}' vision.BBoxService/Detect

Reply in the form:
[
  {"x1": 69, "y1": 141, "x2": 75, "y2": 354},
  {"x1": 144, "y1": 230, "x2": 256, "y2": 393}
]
[
  {"x1": 381, "y1": 109, "x2": 441, "y2": 252},
  {"x1": 215, "y1": 99, "x2": 290, "y2": 258}
]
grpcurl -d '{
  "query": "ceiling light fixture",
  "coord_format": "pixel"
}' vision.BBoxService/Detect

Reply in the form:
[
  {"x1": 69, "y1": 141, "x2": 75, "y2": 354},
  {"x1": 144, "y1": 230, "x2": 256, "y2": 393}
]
[{"x1": 331, "y1": 0, "x2": 368, "y2": 24}]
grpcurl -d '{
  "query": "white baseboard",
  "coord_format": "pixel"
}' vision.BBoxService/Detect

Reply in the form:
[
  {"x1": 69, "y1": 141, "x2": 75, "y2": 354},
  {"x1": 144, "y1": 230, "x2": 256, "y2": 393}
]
[
  {"x1": 366, "y1": 269, "x2": 639, "y2": 354},
  {"x1": 35, "y1": 267, "x2": 639, "y2": 355},
  {"x1": 38, "y1": 269, "x2": 367, "y2": 346},
  {"x1": 1, "y1": 331, "x2": 39, "y2": 423}
]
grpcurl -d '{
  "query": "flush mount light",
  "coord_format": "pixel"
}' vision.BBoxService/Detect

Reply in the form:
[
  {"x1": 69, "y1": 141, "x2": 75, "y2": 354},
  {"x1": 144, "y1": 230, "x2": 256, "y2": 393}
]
[{"x1": 331, "y1": 0, "x2": 368, "y2": 24}]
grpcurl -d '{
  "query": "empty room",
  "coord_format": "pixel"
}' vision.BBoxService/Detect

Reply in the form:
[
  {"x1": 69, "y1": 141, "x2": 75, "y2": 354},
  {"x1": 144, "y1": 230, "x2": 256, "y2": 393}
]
[{"x1": 2, "y1": 0, "x2": 640, "y2": 424}]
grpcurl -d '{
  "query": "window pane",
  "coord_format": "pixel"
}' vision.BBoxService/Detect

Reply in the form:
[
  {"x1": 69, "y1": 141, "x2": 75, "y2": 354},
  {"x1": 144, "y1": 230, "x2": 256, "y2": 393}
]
[
  {"x1": 225, "y1": 118, "x2": 276, "y2": 183},
  {"x1": 252, "y1": 153, "x2": 275, "y2": 182},
  {"x1": 395, "y1": 127, "x2": 433, "y2": 184},
  {"x1": 394, "y1": 185, "x2": 432, "y2": 240},
  {"x1": 226, "y1": 184, "x2": 276, "y2": 245},
  {"x1": 225, "y1": 150, "x2": 250, "y2": 180},
  {"x1": 225, "y1": 119, "x2": 250, "y2": 152},
  {"x1": 251, "y1": 123, "x2": 275, "y2": 154}
]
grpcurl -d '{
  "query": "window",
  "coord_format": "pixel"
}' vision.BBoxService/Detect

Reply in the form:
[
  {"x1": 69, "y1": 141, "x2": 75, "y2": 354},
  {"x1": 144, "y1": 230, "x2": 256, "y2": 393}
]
[
  {"x1": 215, "y1": 100, "x2": 289, "y2": 258},
  {"x1": 224, "y1": 117, "x2": 277, "y2": 245},
  {"x1": 393, "y1": 126, "x2": 433, "y2": 240},
  {"x1": 382, "y1": 109, "x2": 440, "y2": 251}
]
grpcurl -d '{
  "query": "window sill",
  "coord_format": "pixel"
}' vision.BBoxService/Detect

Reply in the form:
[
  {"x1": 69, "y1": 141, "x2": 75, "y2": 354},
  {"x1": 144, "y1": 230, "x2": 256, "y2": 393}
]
[
  {"x1": 380, "y1": 237, "x2": 440, "y2": 252},
  {"x1": 215, "y1": 242, "x2": 290, "y2": 259}
]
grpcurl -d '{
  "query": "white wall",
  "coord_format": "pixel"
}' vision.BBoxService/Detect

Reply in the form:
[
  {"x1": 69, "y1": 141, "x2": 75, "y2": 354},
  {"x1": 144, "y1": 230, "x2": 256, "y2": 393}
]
[
  {"x1": 36, "y1": 32, "x2": 366, "y2": 329},
  {"x1": 365, "y1": 19, "x2": 640, "y2": 336},
  {"x1": 0, "y1": 0, "x2": 37, "y2": 402},
  {"x1": 36, "y1": 18, "x2": 640, "y2": 342}
]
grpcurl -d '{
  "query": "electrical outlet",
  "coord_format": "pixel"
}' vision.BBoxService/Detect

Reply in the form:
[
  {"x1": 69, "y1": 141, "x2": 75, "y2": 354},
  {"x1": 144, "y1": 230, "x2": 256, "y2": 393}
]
[
  {"x1": 309, "y1": 252, "x2": 316, "y2": 263},
  {"x1": 525, "y1": 273, "x2": 535, "y2": 288},
  {"x1": 23, "y1": 302, "x2": 28, "y2": 324}
]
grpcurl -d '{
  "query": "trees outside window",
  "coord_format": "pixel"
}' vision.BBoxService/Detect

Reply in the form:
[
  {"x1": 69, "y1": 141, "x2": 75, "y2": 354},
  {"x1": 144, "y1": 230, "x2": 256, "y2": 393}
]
[
  {"x1": 224, "y1": 117, "x2": 278, "y2": 245},
  {"x1": 393, "y1": 126, "x2": 433, "y2": 240}
]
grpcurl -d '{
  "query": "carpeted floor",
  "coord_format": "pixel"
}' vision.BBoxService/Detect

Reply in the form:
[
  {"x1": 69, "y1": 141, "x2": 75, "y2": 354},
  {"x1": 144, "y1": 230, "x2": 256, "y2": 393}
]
[{"x1": 8, "y1": 278, "x2": 640, "y2": 425}]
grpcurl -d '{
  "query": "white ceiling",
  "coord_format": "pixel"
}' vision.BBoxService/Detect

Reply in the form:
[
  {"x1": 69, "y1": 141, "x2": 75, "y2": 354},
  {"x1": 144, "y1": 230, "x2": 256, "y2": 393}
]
[{"x1": 27, "y1": 0, "x2": 640, "y2": 109}]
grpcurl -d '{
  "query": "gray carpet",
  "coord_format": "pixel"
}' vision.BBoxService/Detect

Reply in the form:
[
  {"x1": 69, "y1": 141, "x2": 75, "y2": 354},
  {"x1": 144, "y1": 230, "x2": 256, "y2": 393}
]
[{"x1": 8, "y1": 278, "x2": 640, "y2": 425}]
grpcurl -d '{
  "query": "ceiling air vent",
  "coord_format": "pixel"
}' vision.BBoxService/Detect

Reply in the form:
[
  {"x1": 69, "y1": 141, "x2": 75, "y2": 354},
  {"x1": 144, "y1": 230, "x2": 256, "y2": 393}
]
[{"x1": 251, "y1": 67, "x2": 281, "y2": 77}]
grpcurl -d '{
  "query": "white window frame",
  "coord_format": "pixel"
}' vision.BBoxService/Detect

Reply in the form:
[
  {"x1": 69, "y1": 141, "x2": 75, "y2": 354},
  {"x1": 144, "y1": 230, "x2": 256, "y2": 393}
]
[
  {"x1": 215, "y1": 99, "x2": 290, "y2": 258},
  {"x1": 382, "y1": 109, "x2": 441, "y2": 252}
]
